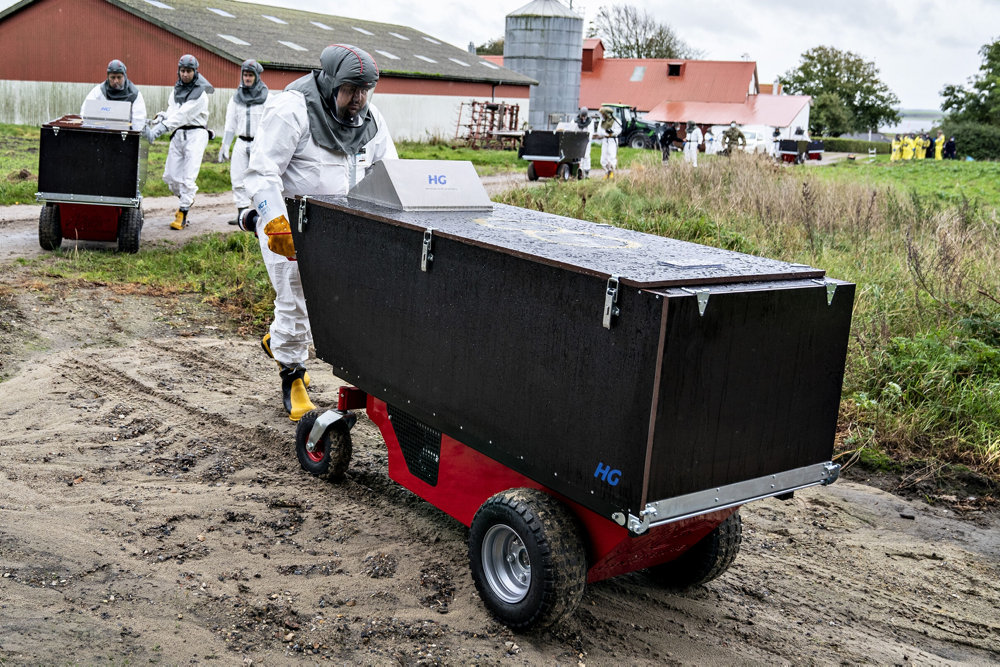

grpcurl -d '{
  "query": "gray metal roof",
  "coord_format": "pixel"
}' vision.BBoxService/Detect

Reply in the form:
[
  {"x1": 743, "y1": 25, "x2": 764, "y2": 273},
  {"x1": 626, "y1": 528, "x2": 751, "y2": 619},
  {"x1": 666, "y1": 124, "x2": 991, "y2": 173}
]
[
  {"x1": 507, "y1": 0, "x2": 581, "y2": 19},
  {"x1": 102, "y1": 0, "x2": 536, "y2": 85}
]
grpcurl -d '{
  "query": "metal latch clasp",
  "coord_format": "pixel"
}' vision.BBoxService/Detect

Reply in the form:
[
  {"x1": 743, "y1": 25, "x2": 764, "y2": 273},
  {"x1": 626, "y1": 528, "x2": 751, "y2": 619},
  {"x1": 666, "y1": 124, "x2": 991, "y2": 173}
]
[
  {"x1": 603, "y1": 275, "x2": 620, "y2": 329},
  {"x1": 421, "y1": 228, "x2": 434, "y2": 272},
  {"x1": 297, "y1": 196, "x2": 309, "y2": 232}
]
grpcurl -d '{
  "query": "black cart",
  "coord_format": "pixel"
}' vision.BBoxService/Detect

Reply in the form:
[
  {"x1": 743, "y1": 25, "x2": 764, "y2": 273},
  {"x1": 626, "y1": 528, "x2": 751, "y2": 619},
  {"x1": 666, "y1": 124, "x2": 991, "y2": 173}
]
[
  {"x1": 35, "y1": 114, "x2": 147, "y2": 253},
  {"x1": 518, "y1": 129, "x2": 591, "y2": 180},
  {"x1": 288, "y1": 160, "x2": 854, "y2": 630}
]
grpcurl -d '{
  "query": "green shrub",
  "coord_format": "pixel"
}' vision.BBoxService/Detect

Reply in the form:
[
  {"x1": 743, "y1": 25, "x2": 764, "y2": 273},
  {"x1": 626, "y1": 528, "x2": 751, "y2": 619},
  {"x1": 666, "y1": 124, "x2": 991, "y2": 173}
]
[{"x1": 938, "y1": 121, "x2": 1000, "y2": 160}]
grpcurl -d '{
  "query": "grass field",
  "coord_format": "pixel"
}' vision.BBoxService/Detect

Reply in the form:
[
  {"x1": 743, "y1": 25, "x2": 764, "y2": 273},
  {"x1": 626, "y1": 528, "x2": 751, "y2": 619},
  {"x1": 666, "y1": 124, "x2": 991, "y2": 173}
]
[{"x1": 817, "y1": 155, "x2": 1000, "y2": 210}]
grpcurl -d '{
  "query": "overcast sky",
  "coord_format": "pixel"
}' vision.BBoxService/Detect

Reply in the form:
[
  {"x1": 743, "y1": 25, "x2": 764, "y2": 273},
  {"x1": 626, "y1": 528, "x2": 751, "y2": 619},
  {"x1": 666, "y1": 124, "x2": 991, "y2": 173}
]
[
  {"x1": 4, "y1": 0, "x2": 995, "y2": 110},
  {"x1": 235, "y1": 0, "x2": 998, "y2": 111}
]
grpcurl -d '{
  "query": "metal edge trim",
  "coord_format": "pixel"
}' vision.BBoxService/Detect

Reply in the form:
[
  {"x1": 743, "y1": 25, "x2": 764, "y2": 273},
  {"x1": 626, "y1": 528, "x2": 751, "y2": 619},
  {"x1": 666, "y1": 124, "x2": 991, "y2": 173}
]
[
  {"x1": 36, "y1": 193, "x2": 140, "y2": 207},
  {"x1": 627, "y1": 462, "x2": 840, "y2": 534}
]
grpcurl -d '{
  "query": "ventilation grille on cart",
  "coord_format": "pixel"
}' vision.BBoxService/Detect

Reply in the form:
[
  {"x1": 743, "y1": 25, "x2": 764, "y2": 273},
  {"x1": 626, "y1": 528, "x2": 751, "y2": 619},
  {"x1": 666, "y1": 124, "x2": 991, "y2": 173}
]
[{"x1": 387, "y1": 405, "x2": 442, "y2": 486}]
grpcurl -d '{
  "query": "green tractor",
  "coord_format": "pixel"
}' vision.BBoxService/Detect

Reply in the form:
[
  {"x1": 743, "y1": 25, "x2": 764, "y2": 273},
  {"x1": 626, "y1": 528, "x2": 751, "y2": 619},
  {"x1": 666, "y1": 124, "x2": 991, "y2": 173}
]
[{"x1": 601, "y1": 103, "x2": 662, "y2": 149}]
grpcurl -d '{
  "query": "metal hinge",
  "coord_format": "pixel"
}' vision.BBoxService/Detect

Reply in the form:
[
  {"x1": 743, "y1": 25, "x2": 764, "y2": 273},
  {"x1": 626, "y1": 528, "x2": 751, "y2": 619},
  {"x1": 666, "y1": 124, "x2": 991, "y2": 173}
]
[
  {"x1": 682, "y1": 287, "x2": 710, "y2": 316},
  {"x1": 52, "y1": 126, "x2": 59, "y2": 136},
  {"x1": 121, "y1": 131, "x2": 128, "y2": 141},
  {"x1": 297, "y1": 196, "x2": 309, "y2": 232},
  {"x1": 812, "y1": 279, "x2": 837, "y2": 305},
  {"x1": 602, "y1": 275, "x2": 620, "y2": 329},
  {"x1": 421, "y1": 228, "x2": 434, "y2": 272}
]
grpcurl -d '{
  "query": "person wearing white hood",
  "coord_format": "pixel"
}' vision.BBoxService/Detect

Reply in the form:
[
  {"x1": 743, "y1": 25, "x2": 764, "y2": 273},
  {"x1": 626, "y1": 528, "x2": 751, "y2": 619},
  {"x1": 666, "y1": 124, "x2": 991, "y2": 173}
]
[
  {"x1": 81, "y1": 59, "x2": 147, "y2": 129},
  {"x1": 218, "y1": 59, "x2": 269, "y2": 225},
  {"x1": 144, "y1": 54, "x2": 215, "y2": 230},
  {"x1": 238, "y1": 44, "x2": 398, "y2": 422}
]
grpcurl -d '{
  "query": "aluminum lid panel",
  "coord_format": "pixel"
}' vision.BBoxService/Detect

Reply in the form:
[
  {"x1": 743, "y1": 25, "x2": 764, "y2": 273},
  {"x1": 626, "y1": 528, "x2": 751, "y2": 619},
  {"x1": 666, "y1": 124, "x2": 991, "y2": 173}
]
[{"x1": 307, "y1": 197, "x2": 824, "y2": 288}]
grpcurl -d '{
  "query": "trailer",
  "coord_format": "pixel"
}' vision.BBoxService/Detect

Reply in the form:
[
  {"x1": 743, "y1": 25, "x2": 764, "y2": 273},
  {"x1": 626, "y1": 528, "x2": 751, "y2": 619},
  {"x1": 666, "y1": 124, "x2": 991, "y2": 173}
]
[
  {"x1": 35, "y1": 103, "x2": 147, "y2": 253},
  {"x1": 287, "y1": 160, "x2": 854, "y2": 630},
  {"x1": 518, "y1": 129, "x2": 590, "y2": 181}
]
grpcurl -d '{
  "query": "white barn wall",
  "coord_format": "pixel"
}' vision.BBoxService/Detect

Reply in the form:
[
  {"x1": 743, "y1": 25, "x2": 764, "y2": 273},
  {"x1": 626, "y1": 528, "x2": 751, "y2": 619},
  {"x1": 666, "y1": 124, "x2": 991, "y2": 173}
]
[{"x1": 0, "y1": 80, "x2": 229, "y2": 130}]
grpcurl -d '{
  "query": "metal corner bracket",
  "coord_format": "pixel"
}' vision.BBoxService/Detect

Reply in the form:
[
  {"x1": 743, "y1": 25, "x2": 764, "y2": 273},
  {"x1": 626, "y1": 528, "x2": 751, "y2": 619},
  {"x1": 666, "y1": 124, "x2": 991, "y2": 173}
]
[
  {"x1": 812, "y1": 278, "x2": 837, "y2": 306},
  {"x1": 681, "y1": 287, "x2": 710, "y2": 316}
]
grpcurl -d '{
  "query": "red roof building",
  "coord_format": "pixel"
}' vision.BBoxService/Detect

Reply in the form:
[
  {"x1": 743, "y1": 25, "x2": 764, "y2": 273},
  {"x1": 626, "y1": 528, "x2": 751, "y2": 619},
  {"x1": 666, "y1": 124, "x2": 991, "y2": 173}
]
[
  {"x1": 578, "y1": 39, "x2": 757, "y2": 111},
  {"x1": 489, "y1": 39, "x2": 810, "y2": 137}
]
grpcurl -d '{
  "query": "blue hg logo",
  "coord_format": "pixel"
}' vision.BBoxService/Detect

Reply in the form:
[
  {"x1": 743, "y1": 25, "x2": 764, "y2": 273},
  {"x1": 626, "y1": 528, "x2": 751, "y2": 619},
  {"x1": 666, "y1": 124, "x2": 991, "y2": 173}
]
[
  {"x1": 594, "y1": 462, "x2": 621, "y2": 486},
  {"x1": 427, "y1": 174, "x2": 447, "y2": 185}
]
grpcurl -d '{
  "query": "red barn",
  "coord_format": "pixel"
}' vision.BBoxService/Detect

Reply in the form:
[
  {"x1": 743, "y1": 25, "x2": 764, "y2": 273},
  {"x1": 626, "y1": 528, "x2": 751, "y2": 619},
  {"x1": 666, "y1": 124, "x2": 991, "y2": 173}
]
[{"x1": 0, "y1": 0, "x2": 535, "y2": 139}]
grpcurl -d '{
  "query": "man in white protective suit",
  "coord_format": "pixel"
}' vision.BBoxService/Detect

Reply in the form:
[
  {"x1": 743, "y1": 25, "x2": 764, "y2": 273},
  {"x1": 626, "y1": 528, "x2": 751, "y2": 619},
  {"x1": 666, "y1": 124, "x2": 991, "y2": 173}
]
[
  {"x1": 144, "y1": 54, "x2": 215, "y2": 230},
  {"x1": 683, "y1": 120, "x2": 704, "y2": 167},
  {"x1": 597, "y1": 105, "x2": 621, "y2": 179},
  {"x1": 80, "y1": 59, "x2": 147, "y2": 129},
  {"x1": 218, "y1": 59, "x2": 269, "y2": 225},
  {"x1": 238, "y1": 44, "x2": 398, "y2": 422}
]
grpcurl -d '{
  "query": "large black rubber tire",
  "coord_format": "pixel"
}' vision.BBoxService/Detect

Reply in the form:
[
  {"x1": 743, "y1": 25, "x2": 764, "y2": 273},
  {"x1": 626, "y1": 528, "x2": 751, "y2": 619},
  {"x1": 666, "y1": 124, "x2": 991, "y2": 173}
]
[
  {"x1": 468, "y1": 488, "x2": 586, "y2": 630},
  {"x1": 526, "y1": 163, "x2": 538, "y2": 181},
  {"x1": 629, "y1": 133, "x2": 649, "y2": 149},
  {"x1": 556, "y1": 163, "x2": 571, "y2": 181},
  {"x1": 294, "y1": 410, "x2": 352, "y2": 482},
  {"x1": 117, "y1": 207, "x2": 143, "y2": 254},
  {"x1": 38, "y1": 204, "x2": 62, "y2": 251},
  {"x1": 647, "y1": 510, "x2": 742, "y2": 589}
]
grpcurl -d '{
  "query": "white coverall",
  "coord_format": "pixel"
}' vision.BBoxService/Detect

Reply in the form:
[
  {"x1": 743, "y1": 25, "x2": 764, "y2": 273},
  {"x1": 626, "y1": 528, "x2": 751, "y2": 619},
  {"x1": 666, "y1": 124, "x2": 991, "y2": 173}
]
[
  {"x1": 704, "y1": 131, "x2": 716, "y2": 155},
  {"x1": 684, "y1": 127, "x2": 704, "y2": 166},
  {"x1": 80, "y1": 85, "x2": 147, "y2": 129},
  {"x1": 598, "y1": 119, "x2": 621, "y2": 173},
  {"x1": 243, "y1": 91, "x2": 398, "y2": 367},
  {"x1": 222, "y1": 95, "x2": 266, "y2": 208},
  {"x1": 161, "y1": 93, "x2": 210, "y2": 209}
]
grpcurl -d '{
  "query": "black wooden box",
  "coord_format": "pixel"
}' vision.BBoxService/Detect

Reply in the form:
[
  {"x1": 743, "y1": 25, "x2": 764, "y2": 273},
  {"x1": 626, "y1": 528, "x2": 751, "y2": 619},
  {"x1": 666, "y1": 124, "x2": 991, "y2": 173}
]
[
  {"x1": 37, "y1": 115, "x2": 146, "y2": 202},
  {"x1": 290, "y1": 196, "x2": 854, "y2": 530}
]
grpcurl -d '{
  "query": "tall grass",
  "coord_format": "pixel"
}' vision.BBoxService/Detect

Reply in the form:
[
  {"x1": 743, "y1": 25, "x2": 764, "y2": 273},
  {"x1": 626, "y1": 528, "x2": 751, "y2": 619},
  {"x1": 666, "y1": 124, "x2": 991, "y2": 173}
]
[{"x1": 498, "y1": 151, "x2": 1000, "y2": 478}]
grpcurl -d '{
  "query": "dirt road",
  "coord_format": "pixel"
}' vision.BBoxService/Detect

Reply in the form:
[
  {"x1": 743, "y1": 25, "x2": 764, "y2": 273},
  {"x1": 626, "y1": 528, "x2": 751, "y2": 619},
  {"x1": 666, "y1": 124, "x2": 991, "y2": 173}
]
[{"x1": 1, "y1": 188, "x2": 999, "y2": 664}]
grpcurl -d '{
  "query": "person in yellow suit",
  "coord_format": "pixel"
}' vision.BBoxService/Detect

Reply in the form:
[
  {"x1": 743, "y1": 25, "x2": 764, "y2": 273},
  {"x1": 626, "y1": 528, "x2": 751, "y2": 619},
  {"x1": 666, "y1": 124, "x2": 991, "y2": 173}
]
[
  {"x1": 901, "y1": 134, "x2": 915, "y2": 160},
  {"x1": 934, "y1": 130, "x2": 945, "y2": 160},
  {"x1": 916, "y1": 134, "x2": 928, "y2": 160},
  {"x1": 890, "y1": 135, "x2": 901, "y2": 161}
]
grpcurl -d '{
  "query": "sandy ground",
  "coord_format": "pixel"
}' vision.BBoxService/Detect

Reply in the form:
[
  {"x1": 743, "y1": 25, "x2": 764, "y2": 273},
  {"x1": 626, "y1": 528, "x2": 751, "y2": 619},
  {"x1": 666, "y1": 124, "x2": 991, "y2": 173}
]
[{"x1": 1, "y1": 174, "x2": 999, "y2": 665}]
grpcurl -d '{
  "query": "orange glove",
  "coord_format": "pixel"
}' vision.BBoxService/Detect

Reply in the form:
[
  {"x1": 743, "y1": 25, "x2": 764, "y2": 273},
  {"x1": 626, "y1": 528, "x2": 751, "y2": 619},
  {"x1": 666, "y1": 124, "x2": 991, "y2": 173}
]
[{"x1": 264, "y1": 215, "x2": 295, "y2": 259}]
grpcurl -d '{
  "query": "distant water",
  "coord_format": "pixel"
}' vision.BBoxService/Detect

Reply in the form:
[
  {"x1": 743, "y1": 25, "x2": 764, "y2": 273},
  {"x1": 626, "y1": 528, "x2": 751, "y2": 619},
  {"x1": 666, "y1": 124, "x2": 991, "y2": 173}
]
[{"x1": 880, "y1": 110, "x2": 944, "y2": 135}]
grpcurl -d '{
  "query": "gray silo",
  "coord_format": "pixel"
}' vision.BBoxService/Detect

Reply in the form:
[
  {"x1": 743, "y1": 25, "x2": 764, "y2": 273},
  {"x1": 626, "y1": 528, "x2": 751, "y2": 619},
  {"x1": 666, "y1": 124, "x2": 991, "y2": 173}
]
[{"x1": 504, "y1": 0, "x2": 583, "y2": 129}]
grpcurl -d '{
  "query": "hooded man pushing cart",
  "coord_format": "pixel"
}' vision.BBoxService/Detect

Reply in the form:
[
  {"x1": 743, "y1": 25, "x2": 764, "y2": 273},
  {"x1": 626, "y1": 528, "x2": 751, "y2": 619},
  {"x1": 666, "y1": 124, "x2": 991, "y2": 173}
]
[{"x1": 238, "y1": 44, "x2": 398, "y2": 421}]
